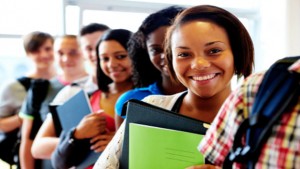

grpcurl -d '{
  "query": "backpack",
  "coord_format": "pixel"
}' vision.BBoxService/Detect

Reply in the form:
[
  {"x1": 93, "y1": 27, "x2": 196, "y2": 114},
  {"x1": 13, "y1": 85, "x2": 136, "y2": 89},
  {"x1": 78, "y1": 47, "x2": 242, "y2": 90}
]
[
  {"x1": 223, "y1": 56, "x2": 300, "y2": 169},
  {"x1": 0, "y1": 77, "x2": 31, "y2": 166}
]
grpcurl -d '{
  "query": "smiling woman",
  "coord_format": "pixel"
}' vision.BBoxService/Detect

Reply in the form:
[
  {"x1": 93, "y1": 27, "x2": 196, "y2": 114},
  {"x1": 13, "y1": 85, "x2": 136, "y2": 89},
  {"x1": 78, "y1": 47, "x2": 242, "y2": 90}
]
[
  {"x1": 93, "y1": 5, "x2": 254, "y2": 169},
  {"x1": 170, "y1": 21, "x2": 235, "y2": 100}
]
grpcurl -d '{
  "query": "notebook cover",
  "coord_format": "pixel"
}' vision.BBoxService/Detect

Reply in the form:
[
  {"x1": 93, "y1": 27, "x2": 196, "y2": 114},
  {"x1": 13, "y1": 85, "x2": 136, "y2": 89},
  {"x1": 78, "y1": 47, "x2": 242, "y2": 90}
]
[
  {"x1": 54, "y1": 89, "x2": 101, "y2": 169},
  {"x1": 129, "y1": 123, "x2": 205, "y2": 169},
  {"x1": 119, "y1": 99, "x2": 209, "y2": 169}
]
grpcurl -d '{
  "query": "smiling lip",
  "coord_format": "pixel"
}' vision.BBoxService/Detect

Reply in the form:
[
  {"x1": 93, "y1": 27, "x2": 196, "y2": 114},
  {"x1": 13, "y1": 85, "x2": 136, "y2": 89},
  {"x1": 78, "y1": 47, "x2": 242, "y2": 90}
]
[
  {"x1": 192, "y1": 73, "x2": 217, "y2": 81},
  {"x1": 110, "y1": 70, "x2": 123, "y2": 76}
]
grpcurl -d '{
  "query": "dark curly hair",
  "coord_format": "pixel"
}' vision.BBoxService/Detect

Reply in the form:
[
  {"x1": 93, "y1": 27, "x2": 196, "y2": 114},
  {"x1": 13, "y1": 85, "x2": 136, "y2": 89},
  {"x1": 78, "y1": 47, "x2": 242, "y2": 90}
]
[
  {"x1": 95, "y1": 29, "x2": 133, "y2": 92},
  {"x1": 165, "y1": 5, "x2": 254, "y2": 82},
  {"x1": 128, "y1": 5, "x2": 185, "y2": 87}
]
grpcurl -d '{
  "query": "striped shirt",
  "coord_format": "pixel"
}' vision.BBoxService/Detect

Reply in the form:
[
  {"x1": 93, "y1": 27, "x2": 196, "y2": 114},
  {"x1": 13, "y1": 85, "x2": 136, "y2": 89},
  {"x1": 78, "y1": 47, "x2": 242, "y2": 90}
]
[{"x1": 199, "y1": 59, "x2": 300, "y2": 169}]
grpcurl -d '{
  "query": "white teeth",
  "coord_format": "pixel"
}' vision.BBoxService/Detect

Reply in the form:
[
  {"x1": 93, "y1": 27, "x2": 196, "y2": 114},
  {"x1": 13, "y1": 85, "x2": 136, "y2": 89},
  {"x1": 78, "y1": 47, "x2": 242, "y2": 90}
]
[{"x1": 193, "y1": 74, "x2": 216, "y2": 81}]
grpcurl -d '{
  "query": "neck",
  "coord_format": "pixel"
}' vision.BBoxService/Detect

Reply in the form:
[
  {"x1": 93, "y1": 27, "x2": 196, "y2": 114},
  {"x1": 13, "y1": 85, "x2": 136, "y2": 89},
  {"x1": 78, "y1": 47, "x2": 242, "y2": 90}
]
[
  {"x1": 109, "y1": 79, "x2": 133, "y2": 94},
  {"x1": 60, "y1": 71, "x2": 88, "y2": 83},
  {"x1": 182, "y1": 86, "x2": 232, "y2": 123},
  {"x1": 27, "y1": 66, "x2": 56, "y2": 79},
  {"x1": 161, "y1": 75, "x2": 186, "y2": 95}
]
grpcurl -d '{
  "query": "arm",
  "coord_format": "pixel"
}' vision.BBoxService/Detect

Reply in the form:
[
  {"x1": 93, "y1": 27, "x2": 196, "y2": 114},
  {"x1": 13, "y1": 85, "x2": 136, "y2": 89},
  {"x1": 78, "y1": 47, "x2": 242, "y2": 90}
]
[
  {"x1": 90, "y1": 131, "x2": 115, "y2": 153},
  {"x1": 20, "y1": 118, "x2": 35, "y2": 169},
  {"x1": 93, "y1": 121, "x2": 125, "y2": 169},
  {"x1": 51, "y1": 112, "x2": 107, "y2": 169},
  {"x1": 185, "y1": 165, "x2": 221, "y2": 169},
  {"x1": 31, "y1": 115, "x2": 59, "y2": 159},
  {"x1": 114, "y1": 114, "x2": 124, "y2": 130},
  {"x1": 114, "y1": 94, "x2": 128, "y2": 129},
  {"x1": 51, "y1": 129, "x2": 91, "y2": 169},
  {"x1": 0, "y1": 81, "x2": 26, "y2": 132},
  {"x1": 0, "y1": 114, "x2": 22, "y2": 132}
]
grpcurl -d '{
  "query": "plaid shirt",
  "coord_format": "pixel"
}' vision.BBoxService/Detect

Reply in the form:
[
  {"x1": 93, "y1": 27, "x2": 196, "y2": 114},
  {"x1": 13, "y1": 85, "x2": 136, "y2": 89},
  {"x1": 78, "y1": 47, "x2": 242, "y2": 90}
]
[{"x1": 199, "y1": 60, "x2": 300, "y2": 169}]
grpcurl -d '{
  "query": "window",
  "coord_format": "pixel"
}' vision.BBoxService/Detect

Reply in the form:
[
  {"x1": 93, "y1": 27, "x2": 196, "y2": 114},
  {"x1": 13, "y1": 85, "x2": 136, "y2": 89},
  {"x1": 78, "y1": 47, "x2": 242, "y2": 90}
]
[{"x1": 82, "y1": 10, "x2": 149, "y2": 32}]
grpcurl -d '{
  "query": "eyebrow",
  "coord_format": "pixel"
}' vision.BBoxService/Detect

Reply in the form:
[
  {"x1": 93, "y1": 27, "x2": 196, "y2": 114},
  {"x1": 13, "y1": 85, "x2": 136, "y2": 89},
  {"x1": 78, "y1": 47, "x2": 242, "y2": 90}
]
[
  {"x1": 175, "y1": 41, "x2": 225, "y2": 49},
  {"x1": 205, "y1": 41, "x2": 224, "y2": 46},
  {"x1": 114, "y1": 51, "x2": 127, "y2": 55}
]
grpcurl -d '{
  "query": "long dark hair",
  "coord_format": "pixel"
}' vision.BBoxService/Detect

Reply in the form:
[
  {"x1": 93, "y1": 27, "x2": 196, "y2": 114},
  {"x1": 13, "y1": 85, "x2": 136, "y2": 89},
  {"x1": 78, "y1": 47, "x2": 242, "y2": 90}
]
[
  {"x1": 128, "y1": 5, "x2": 185, "y2": 87},
  {"x1": 95, "y1": 29, "x2": 133, "y2": 92}
]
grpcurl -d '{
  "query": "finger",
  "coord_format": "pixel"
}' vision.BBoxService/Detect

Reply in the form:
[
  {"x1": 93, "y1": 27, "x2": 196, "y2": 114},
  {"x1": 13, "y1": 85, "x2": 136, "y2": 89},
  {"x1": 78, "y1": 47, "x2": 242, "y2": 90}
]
[
  {"x1": 185, "y1": 165, "x2": 221, "y2": 169},
  {"x1": 90, "y1": 134, "x2": 108, "y2": 143},
  {"x1": 91, "y1": 140, "x2": 109, "y2": 151},
  {"x1": 91, "y1": 145, "x2": 106, "y2": 153},
  {"x1": 95, "y1": 109, "x2": 105, "y2": 114}
]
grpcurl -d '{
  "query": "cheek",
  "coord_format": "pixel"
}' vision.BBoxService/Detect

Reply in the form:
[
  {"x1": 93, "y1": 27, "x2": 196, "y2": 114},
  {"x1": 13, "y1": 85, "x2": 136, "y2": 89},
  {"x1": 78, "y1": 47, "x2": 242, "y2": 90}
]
[
  {"x1": 222, "y1": 55, "x2": 235, "y2": 76},
  {"x1": 125, "y1": 60, "x2": 133, "y2": 72},
  {"x1": 151, "y1": 54, "x2": 161, "y2": 65},
  {"x1": 172, "y1": 59, "x2": 185, "y2": 83},
  {"x1": 100, "y1": 61, "x2": 107, "y2": 73}
]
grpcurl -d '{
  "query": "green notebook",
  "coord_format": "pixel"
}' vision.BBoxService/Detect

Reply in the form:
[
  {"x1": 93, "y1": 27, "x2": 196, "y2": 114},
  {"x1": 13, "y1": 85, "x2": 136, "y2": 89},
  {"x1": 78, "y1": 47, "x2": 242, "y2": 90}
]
[{"x1": 129, "y1": 123, "x2": 205, "y2": 169}]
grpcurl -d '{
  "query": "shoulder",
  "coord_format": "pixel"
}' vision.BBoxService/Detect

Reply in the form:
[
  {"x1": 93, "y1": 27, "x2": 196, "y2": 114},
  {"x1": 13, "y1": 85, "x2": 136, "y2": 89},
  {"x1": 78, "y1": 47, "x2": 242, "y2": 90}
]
[
  {"x1": 72, "y1": 75, "x2": 97, "y2": 93},
  {"x1": 51, "y1": 85, "x2": 82, "y2": 105},
  {"x1": 120, "y1": 87, "x2": 155, "y2": 100},
  {"x1": 243, "y1": 71, "x2": 265, "y2": 87},
  {"x1": 143, "y1": 92, "x2": 186, "y2": 110},
  {"x1": 117, "y1": 83, "x2": 162, "y2": 106},
  {"x1": 115, "y1": 88, "x2": 155, "y2": 117},
  {"x1": 0, "y1": 79, "x2": 26, "y2": 97}
]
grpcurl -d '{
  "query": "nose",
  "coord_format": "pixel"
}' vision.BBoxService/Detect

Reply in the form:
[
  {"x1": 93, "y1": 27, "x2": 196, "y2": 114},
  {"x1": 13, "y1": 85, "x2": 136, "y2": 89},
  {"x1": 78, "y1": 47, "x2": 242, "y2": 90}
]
[
  {"x1": 61, "y1": 55, "x2": 69, "y2": 62},
  {"x1": 40, "y1": 50, "x2": 51, "y2": 59},
  {"x1": 107, "y1": 57, "x2": 118, "y2": 68},
  {"x1": 191, "y1": 56, "x2": 211, "y2": 70},
  {"x1": 90, "y1": 50, "x2": 97, "y2": 61},
  {"x1": 160, "y1": 53, "x2": 165, "y2": 65}
]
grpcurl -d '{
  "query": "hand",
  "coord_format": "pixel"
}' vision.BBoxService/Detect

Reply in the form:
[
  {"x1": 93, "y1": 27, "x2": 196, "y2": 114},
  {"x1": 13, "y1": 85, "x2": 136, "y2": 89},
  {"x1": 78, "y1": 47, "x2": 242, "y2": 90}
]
[
  {"x1": 89, "y1": 131, "x2": 115, "y2": 153},
  {"x1": 73, "y1": 112, "x2": 107, "y2": 139},
  {"x1": 185, "y1": 164, "x2": 221, "y2": 169}
]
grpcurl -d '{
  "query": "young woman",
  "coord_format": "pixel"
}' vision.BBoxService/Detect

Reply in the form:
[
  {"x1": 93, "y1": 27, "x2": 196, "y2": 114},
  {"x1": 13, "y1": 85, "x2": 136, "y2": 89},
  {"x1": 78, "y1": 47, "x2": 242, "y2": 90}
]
[
  {"x1": 31, "y1": 29, "x2": 134, "y2": 169},
  {"x1": 93, "y1": 5, "x2": 254, "y2": 168},
  {"x1": 114, "y1": 6, "x2": 186, "y2": 128}
]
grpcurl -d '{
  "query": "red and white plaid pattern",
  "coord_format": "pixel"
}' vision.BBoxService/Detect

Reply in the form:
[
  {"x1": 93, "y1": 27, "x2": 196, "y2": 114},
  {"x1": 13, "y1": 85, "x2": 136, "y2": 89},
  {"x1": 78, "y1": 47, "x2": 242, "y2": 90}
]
[{"x1": 199, "y1": 60, "x2": 300, "y2": 169}]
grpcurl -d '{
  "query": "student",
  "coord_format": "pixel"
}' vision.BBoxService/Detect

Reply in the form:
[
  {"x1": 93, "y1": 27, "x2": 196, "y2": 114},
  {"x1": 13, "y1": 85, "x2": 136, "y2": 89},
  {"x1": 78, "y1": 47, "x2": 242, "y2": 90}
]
[
  {"x1": 80, "y1": 23, "x2": 110, "y2": 83},
  {"x1": 196, "y1": 58, "x2": 300, "y2": 169},
  {"x1": 31, "y1": 23, "x2": 110, "y2": 160},
  {"x1": 0, "y1": 31, "x2": 56, "y2": 167},
  {"x1": 93, "y1": 4, "x2": 254, "y2": 168},
  {"x1": 19, "y1": 35, "x2": 89, "y2": 169},
  {"x1": 49, "y1": 29, "x2": 134, "y2": 169},
  {"x1": 114, "y1": 6, "x2": 186, "y2": 128}
]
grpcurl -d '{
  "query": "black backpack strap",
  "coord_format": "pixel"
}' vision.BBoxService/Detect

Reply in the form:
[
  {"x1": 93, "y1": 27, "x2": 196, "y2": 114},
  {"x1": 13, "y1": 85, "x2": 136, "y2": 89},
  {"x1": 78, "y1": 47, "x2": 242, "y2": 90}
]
[
  {"x1": 224, "y1": 56, "x2": 300, "y2": 168},
  {"x1": 16, "y1": 76, "x2": 31, "y2": 91}
]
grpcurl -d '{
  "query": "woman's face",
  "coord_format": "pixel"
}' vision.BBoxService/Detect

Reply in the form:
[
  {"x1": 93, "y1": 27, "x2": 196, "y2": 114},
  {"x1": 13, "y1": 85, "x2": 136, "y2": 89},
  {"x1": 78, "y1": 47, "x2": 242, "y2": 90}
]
[
  {"x1": 146, "y1": 26, "x2": 169, "y2": 76},
  {"x1": 55, "y1": 37, "x2": 86, "y2": 76},
  {"x1": 98, "y1": 40, "x2": 132, "y2": 83},
  {"x1": 27, "y1": 39, "x2": 54, "y2": 70},
  {"x1": 171, "y1": 20, "x2": 234, "y2": 98}
]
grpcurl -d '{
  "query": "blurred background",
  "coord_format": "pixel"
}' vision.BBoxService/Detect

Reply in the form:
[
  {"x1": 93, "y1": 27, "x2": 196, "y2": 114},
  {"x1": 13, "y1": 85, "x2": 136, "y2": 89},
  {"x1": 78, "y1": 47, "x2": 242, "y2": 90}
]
[{"x1": 0, "y1": 0, "x2": 299, "y2": 84}]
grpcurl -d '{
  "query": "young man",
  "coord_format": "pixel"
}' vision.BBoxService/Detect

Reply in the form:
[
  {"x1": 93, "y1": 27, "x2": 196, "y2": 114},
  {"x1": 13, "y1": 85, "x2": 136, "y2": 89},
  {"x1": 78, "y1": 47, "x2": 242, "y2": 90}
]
[
  {"x1": 30, "y1": 23, "x2": 110, "y2": 168},
  {"x1": 20, "y1": 34, "x2": 89, "y2": 169},
  {"x1": 0, "y1": 31, "x2": 56, "y2": 168}
]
